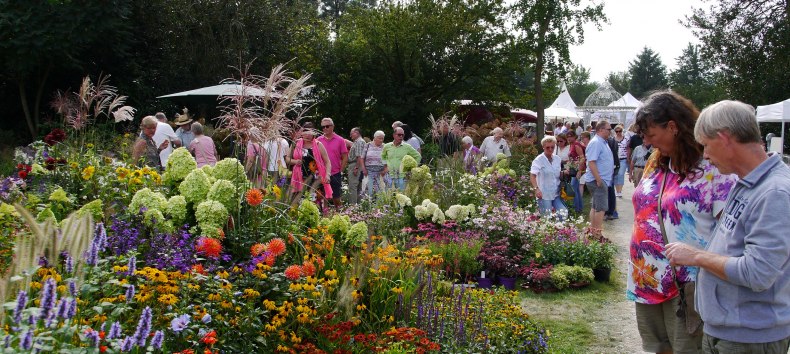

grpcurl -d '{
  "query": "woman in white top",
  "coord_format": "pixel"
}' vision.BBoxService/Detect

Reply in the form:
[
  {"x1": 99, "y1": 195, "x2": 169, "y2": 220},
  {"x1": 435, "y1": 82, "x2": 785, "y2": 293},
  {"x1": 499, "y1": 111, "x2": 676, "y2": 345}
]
[
  {"x1": 556, "y1": 133, "x2": 571, "y2": 163},
  {"x1": 529, "y1": 135, "x2": 567, "y2": 218},
  {"x1": 402, "y1": 124, "x2": 422, "y2": 153},
  {"x1": 361, "y1": 130, "x2": 387, "y2": 199}
]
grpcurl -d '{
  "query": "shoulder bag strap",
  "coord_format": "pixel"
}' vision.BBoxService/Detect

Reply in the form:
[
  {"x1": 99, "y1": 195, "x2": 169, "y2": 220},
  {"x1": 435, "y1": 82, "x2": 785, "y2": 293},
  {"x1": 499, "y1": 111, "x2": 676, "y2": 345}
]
[{"x1": 657, "y1": 172, "x2": 683, "y2": 292}]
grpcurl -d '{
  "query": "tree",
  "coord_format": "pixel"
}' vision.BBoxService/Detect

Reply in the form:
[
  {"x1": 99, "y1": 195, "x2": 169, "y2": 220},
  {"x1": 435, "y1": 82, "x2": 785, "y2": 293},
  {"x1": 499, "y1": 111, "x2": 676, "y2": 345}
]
[
  {"x1": 511, "y1": 0, "x2": 607, "y2": 139},
  {"x1": 685, "y1": 0, "x2": 790, "y2": 105},
  {"x1": 319, "y1": 0, "x2": 377, "y2": 35},
  {"x1": 669, "y1": 43, "x2": 726, "y2": 108},
  {"x1": 317, "y1": 0, "x2": 521, "y2": 133},
  {"x1": 565, "y1": 65, "x2": 598, "y2": 106},
  {"x1": 628, "y1": 47, "x2": 668, "y2": 99},
  {"x1": 606, "y1": 71, "x2": 631, "y2": 96},
  {"x1": 0, "y1": 1, "x2": 132, "y2": 138}
]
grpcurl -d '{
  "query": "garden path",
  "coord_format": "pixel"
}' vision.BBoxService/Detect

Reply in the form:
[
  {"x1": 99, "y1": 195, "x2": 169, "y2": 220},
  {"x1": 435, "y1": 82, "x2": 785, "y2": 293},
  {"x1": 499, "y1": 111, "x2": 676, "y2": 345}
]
[{"x1": 587, "y1": 181, "x2": 645, "y2": 353}]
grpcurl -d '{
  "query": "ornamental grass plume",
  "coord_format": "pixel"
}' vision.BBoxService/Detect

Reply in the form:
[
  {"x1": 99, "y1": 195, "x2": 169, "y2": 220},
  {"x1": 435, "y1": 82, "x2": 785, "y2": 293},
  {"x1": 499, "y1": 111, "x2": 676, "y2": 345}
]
[
  {"x1": 50, "y1": 74, "x2": 133, "y2": 132},
  {"x1": 245, "y1": 188, "x2": 264, "y2": 206},
  {"x1": 196, "y1": 237, "x2": 223, "y2": 258},
  {"x1": 215, "y1": 62, "x2": 313, "y2": 153}
]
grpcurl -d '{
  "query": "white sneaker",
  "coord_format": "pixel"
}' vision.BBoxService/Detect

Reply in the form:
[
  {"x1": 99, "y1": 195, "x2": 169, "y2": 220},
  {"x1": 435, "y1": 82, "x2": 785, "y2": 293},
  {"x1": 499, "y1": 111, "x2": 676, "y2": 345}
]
[{"x1": 616, "y1": 192, "x2": 623, "y2": 198}]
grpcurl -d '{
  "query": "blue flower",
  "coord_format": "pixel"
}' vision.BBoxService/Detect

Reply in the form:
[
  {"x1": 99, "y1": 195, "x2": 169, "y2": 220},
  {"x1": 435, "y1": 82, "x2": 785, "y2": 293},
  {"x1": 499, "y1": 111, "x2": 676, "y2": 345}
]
[
  {"x1": 13, "y1": 290, "x2": 27, "y2": 324},
  {"x1": 170, "y1": 314, "x2": 190, "y2": 332},
  {"x1": 151, "y1": 330, "x2": 164, "y2": 349},
  {"x1": 201, "y1": 313, "x2": 212, "y2": 324}
]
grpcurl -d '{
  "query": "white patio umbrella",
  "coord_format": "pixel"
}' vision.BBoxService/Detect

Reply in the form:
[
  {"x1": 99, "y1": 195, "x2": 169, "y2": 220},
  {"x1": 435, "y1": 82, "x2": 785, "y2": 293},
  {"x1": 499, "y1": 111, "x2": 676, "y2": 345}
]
[
  {"x1": 157, "y1": 81, "x2": 282, "y2": 99},
  {"x1": 544, "y1": 107, "x2": 581, "y2": 123}
]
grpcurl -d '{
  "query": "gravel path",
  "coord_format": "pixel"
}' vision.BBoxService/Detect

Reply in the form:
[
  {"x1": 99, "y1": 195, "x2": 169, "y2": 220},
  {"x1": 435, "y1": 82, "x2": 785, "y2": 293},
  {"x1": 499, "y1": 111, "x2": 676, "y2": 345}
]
[{"x1": 587, "y1": 181, "x2": 646, "y2": 354}]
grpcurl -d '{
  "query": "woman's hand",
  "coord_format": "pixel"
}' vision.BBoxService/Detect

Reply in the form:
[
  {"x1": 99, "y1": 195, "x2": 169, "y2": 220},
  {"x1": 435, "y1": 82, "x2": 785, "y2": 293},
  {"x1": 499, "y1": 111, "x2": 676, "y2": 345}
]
[
  {"x1": 158, "y1": 140, "x2": 169, "y2": 151},
  {"x1": 321, "y1": 175, "x2": 329, "y2": 185},
  {"x1": 362, "y1": 167, "x2": 368, "y2": 176},
  {"x1": 292, "y1": 159, "x2": 302, "y2": 166},
  {"x1": 535, "y1": 189, "x2": 543, "y2": 199}
]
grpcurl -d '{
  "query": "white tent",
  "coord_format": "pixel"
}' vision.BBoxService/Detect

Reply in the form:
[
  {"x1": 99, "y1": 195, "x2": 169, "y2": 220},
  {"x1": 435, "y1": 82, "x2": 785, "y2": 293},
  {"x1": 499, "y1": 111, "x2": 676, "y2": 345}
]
[
  {"x1": 549, "y1": 83, "x2": 577, "y2": 110},
  {"x1": 756, "y1": 98, "x2": 790, "y2": 152},
  {"x1": 608, "y1": 92, "x2": 642, "y2": 108}
]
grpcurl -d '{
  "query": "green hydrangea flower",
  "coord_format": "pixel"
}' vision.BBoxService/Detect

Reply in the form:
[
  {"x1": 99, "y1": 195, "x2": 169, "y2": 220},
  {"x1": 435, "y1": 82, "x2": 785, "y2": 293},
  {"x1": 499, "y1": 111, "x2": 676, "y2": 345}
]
[
  {"x1": 166, "y1": 195, "x2": 187, "y2": 226},
  {"x1": 129, "y1": 188, "x2": 168, "y2": 214},
  {"x1": 414, "y1": 199, "x2": 444, "y2": 223},
  {"x1": 30, "y1": 163, "x2": 48, "y2": 175},
  {"x1": 143, "y1": 209, "x2": 165, "y2": 227},
  {"x1": 0, "y1": 203, "x2": 20, "y2": 219},
  {"x1": 210, "y1": 158, "x2": 246, "y2": 190},
  {"x1": 327, "y1": 214, "x2": 351, "y2": 237},
  {"x1": 195, "y1": 200, "x2": 228, "y2": 231},
  {"x1": 49, "y1": 187, "x2": 72, "y2": 204},
  {"x1": 165, "y1": 147, "x2": 198, "y2": 183},
  {"x1": 36, "y1": 208, "x2": 57, "y2": 223},
  {"x1": 395, "y1": 193, "x2": 412, "y2": 207},
  {"x1": 76, "y1": 199, "x2": 103, "y2": 222},
  {"x1": 179, "y1": 169, "x2": 212, "y2": 204},
  {"x1": 400, "y1": 155, "x2": 418, "y2": 174},
  {"x1": 207, "y1": 179, "x2": 239, "y2": 213},
  {"x1": 297, "y1": 199, "x2": 321, "y2": 228},
  {"x1": 345, "y1": 221, "x2": 368, "y2": 247}
]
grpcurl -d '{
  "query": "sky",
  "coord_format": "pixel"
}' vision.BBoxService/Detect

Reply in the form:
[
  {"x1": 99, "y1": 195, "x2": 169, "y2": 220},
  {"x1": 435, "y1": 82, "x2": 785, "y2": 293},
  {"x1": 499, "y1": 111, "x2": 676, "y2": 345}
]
[{"x1": 569, "y1": 0, "x2": 707, "y2": 83}]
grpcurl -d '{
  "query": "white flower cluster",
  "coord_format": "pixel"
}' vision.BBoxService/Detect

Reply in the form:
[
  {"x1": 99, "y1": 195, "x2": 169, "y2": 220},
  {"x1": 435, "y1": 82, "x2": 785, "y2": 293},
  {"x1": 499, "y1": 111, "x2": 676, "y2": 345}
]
[
  {"x1": 444, "y1": 204, "x2": 476, "y2": 221},
  {"x1": 415, "y1": 199, "x2": 445, "y2": 224},
  {"x1": 395, "y1": 193, "x2": 412, "y2": 207}
]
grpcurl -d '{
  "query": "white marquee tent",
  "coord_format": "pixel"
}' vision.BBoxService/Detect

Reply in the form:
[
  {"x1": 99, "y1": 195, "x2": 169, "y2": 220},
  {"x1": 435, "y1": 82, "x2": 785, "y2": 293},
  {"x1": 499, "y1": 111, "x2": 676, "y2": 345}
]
[
  {"x1": 549, "y1": 83, "x2": 578, "y2": 111},
  {"x1": 756, "y1": 98, "x2": 790, "y2": 153}
]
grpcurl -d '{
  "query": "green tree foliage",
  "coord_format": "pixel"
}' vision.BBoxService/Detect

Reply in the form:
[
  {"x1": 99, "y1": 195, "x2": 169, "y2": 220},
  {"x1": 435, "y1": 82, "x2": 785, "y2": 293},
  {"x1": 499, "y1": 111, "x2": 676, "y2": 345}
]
[
  {"x1": 511, "y1": 0, "x2": 607, "y2": 138},
  {"x1": 317, "y1": 0, "x2": 523, "y2": 133},
  {"x1": 628, "y1": 47, "x2": 668, "y2": 99},
  {"x1": 319, "y1": 0, "x2": 377, "y2": 35},
  {"x1": 668, "y1": 43, "x2": 726, "y2": 108},
  {"x1": 0, "y1": 0, "x2": 133, "y2": 138},
  {"x1": 606, "y1": 71, "x2": 631, "y2": 95},
  {"x1": 685, "y1": 0, "x2": 790, "y2": 105},
  {"x1": 565, "y1": 65, "x2": 598, "y2": 106}
]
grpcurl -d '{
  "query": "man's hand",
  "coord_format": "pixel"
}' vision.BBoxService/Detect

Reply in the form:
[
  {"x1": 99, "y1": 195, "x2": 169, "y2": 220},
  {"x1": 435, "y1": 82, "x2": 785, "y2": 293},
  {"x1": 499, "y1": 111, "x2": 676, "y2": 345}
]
[
  {"x1": 596, "y1": 179, "x2": 603, "y2": 188},
  {"x1": 665, "y1": 242, "x2": 699, "y2": 267}
]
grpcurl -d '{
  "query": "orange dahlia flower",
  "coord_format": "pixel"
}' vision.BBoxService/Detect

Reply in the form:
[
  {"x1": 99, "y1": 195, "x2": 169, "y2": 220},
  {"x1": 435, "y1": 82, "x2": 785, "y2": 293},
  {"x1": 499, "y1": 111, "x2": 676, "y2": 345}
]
[
  {"x1": 245, "y1": 188, "x2": 264, "y2": 206},
  {"x1": 250, "y1": 243, "x2": 266, "y2": 257},
  {"x1": 284, "y1": 265, "x2": 302, "y2": 280},
  {"x1": 266, "y1": 238, "x2": 286, "y2": 257},
  {"x1": 196, "y1": 237, "x2": 222, "y2": 258}
]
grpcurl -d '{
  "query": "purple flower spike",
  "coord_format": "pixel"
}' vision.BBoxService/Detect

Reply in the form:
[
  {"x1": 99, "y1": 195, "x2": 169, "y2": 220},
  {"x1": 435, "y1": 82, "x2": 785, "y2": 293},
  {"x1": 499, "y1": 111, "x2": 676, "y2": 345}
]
[
  {"x1": 68, "y1": 280, "x2": 77, "y2": 297},
  {"x1": 125, "y1": 285, "x2": 135, "y2": 303},
  {"x1": 108, "y1": 322, "x2": 122, "y2": 340},
  {"x1": 39, "y1": 278, "x2": 57, "y2": 321},
  {"x1": 13, "y1": 290, "x2": 27, "y2": 324},
  {"x1": 64, "y1": 255, "x2": 73, "y2": 274},
  {"x1": 120, "y1": 336, "x2": 133, "y2": 352},
  {"x1": 151, "y1": 330, "x2": 164, "y2": 349},
  {"x1": 126, "y1": 255, "x2": 136, "y2": 275},
  {"x1": 132, "y1": 307, "x2": 152, "y2": 347},
  {"x1": 66, "y1": 298, "x2": 77, "y2": 319},
  {"x1": 20, "y1": 329, "x2": 33, "y2": 350}
]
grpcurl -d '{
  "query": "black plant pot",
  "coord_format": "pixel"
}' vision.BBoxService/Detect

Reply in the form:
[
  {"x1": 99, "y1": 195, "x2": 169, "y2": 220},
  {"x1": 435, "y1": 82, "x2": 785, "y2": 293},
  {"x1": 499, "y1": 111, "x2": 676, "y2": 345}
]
[{"x1": 593, "y1": 267, "x2": 611, "y2": 282}]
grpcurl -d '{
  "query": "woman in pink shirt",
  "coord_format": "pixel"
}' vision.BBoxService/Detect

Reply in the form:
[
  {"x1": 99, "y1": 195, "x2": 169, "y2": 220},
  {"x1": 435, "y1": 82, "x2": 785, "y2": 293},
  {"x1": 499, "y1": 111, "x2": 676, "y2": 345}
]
[{"x1": 188, "y1": 122, "x2": 218, "y2": 168}]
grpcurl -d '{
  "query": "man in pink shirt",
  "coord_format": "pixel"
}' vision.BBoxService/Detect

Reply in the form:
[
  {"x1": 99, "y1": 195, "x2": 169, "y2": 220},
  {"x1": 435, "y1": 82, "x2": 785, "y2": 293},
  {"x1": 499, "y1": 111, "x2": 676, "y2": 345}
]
[{"x1": 317, "y1": 117, "x2": 348, "y2": 209}]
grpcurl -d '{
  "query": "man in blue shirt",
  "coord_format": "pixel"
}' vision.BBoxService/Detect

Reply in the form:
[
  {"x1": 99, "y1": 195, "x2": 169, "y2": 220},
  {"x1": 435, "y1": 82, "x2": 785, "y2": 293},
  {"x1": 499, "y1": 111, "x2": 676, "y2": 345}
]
[{"x1": 582, "y1": 120, "x2": 614, "y2": 233}]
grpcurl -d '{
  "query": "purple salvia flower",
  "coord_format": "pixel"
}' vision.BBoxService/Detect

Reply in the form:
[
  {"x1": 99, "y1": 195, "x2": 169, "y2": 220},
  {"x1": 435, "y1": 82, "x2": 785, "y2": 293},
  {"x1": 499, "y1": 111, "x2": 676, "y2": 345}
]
[
  {"x1": 56, "y1": 298, "x2": 68, "y2": 320},
  {"x1": 38, "y1": 256, "x2": 49, "y2": 267},
  {"x1": 85, "y1": 239, "x2": 99, "y2": 266},
  {"x1": 132, "y1": 306, "x2": 152, "y2": 347},
  {"x1": 108, "y1": 322, "x2": 122, "y2": 340},
  {"x1": 20, "y1": 329, "x2": 33, "y2": 350},
  {"x1": 3, "y1": 335, "x2": 10, "y2": 348},
  {"x1": 13, "y1": 290, "x2": 27, "y2": 324},
  {"x1": 100, "y1": 322, "x2": 106, "y2": 332},
  {"x1": 95, "y1": 223, "x2": 107, "y2": 250},
  {"x1": 85, "y1": 329, "x2": 100, "y2": 347},
  {"x1": 64, "y1": 255, "x2": 73, "y2": 274},
  {"x1": 68, "y1": 280, "x2": 77, "y2": 296},
  {"x1": 66, "y1": 298, "x2": 76, "y2": 319},
  {"x1": 27, "y1": 314, "x2": 35, "y2": 325},
  {"x1": 120, "y1": 336, "x2": 133, "y2": 352},
  {"x1": 151, "y1": 330, "x2": 164, "y2": 349},
  {"x1": 125, "y1": 285, "x2": 135, "y2": 303},
  {"x1": 126, "y1": 255, "x2": 136, "y2": 275},
  {"x1": 39, "y1": 278, "x2": 57, "y2": 321}
]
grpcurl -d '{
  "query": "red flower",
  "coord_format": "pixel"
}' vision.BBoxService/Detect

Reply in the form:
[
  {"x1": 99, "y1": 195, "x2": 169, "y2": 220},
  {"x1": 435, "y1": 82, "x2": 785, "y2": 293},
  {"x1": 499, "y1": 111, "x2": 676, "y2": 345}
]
[
  {"x1": 250, "y1": 243, "x2": 266, "y2": 257},
  {"x1": 245, "y1": 188, "x2": 264, "y2": 206},
  {"x1": 18, "y1": 170, "x2": 27, "y2": 179},
  {"x1": 201, "y1": 330, "x2": 218, "y2": 345},
  {"x1": 44, "y1": 128, "x2": 67, "y2": 146},
  {"x1": 266, "y1": 238, "x2": 286, "y2": 257},
  {"x1": 99, "y1": 345, "x2": 107, "y2": 353},
  {"x1": 284, "y1": 265, "x2": 302, "y2": 280},
  {"x1": 192, "y1": 264, "x2": 207, "y2": 275},
  {"x1": 301, "y1": 262, "x2": 316, "y2": 277},
  {"x1": 196, "y1": 237, "x2": 222, "y2": 258}
]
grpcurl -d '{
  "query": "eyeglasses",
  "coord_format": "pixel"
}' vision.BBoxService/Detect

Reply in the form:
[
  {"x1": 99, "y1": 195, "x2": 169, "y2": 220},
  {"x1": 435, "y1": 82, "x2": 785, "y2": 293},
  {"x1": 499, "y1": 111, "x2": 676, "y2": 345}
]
[
  {"x1": 615, "y1": 130, "x2": 622, "y2": 133},
  {"x1": 558, "y1": 140, "x2": 566, "y2": 143},
  {"x1": 395, "y1": 133, "x2": 404, "y2": 136},
  {"x1": 321, "y1": 125, "x2": 332, "y2": 129},
  {"x1": 543, "y1": 145, "x2": 555, "y2": 149}
]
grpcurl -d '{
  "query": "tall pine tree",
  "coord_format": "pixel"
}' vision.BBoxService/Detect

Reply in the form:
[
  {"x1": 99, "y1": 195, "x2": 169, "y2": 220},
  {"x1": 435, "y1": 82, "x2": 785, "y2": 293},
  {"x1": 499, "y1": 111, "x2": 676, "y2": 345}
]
[
  {"x1": 628, "y1": 47, "x2": 668, "y2": 99},
  {"x1": 669, "y1": 43, "x2": 725, "y2": 108}
]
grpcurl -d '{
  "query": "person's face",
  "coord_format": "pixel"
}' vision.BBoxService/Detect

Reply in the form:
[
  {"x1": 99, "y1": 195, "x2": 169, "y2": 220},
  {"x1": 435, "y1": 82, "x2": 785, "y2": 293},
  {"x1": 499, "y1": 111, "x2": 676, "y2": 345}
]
[
  {"x1": 582, "y1": 136, "x2": 591, "y2": 145},
  {"x1": 494, "y1": 131, "x2": 503, "y2": 140},
  {"x1": 597, "y1": 126, "x2": 612, "y2": 139},
  {"x1": 699, "y1": 133, "x2": 732, "y2": 174},
  {"x1": 350, "y1": 129, "x2": 359, "y2": 140},
  {"x1": 641, "y1": 122, "x2": 677, "y2": 156},
  {"x1": 567, "y1": 135, "x2": 577, "y2": 143},
  {"x1": 142, "y1": 124, "x2": 156, "y2": 138},
  {"x1": 374, "y1": 135, "x2": 384, "y2": 145},
  {"x1": 615, "y1": 127, "x2": 623, "y2": 136},
  {"x1": 462, "y1": 142, "x2": 470, "y2": 150},
  {"x1": 557, "y1": 137, "x2": 567, "y2": 147},
  {"x1": 302, "y1": 129, "x2": 315, "y2": 141},
  {"x1": 182, "y1": 123, "x2": 191, "y2": 131},
  {"x1": 542, "y1": 142, "x2": 556, "y2": 157},
  {"x1": 321, "y1": 121, "x2": 334, "y2": 135},
  {"x1": 393, "y1": 129, "x2": 404, "y2": 143}
]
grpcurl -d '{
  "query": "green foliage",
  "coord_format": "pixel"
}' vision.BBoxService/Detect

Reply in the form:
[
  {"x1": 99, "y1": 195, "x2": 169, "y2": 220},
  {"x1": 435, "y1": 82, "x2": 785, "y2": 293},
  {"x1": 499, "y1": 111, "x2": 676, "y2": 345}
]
[
  {"x1": 669, "y1": 43, "x2": 727, "y2": 108},
  {"x1": 207, "y1": 179, "x2": 240, "y2": 214},
  {"x1": 565, "y1": 64, "x2": 599, "y2": 105},
  {"x1": 685, "y1": 0, "x2": 790, "y2": 105},
  {"x1": 551, "y1": 265, "x2": 594, "y2": 286},
  {"x1": 296, "y1": 199, "x2": 321, "y2": 229},
  {"x1": 606, "y1": 71, "x2": 631, "y2": 96},
  {"x1": 426, "y1": 239, "x2": 483, "y2": 281},
  {"x1": 628, "y1": 47, "x2": 668, "y2": 99}
]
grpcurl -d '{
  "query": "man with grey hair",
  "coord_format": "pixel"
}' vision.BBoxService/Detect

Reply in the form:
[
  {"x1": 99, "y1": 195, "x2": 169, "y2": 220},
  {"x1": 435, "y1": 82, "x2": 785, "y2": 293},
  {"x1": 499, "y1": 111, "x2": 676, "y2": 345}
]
[
  {"x1": 151, "y1": 112, "x2": 176, "y2": 166},
  {"x1": 381, "y1": 126, "x2": 421, "y2": 190},
  {"x1": 479, "y1": 127, "x2": 511, "y2": 163},
  {"x1": 346, "y1": 127, "x2": 366, "y2": 204},
  {"x1": 666, "y1": 100, "x2": 790, "y2": 354},
  {"x1": 581, "y1": 120, "x2": 614, "y2": 233}
]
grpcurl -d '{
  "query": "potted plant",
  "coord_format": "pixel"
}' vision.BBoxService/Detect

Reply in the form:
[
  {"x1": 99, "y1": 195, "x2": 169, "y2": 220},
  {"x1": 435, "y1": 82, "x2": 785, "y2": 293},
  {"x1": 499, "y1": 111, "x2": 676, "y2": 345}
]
[
  {"x1": 576, "y1": 236, "x2": 617, "y2": 282},
  {"x1": 519, "y1": 260, "x2": 555, "y2": 293},
  {"x1": 477, "y1": 238, "x2": 522, "y2": 290}
]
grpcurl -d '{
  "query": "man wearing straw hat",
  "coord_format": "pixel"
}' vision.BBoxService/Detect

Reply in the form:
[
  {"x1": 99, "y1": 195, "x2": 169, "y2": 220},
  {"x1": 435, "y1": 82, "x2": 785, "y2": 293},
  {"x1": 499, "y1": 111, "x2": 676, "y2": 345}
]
[{"x1": 173, "y1": 110, "x2": 195, "y2": 149}]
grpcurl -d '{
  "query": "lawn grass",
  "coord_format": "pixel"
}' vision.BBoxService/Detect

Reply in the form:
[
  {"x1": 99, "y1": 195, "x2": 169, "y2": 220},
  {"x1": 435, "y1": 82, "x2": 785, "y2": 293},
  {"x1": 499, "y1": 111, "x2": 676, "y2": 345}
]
[{"x1": 519, "y1": 269, "x2": 626, "y2": 353}]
